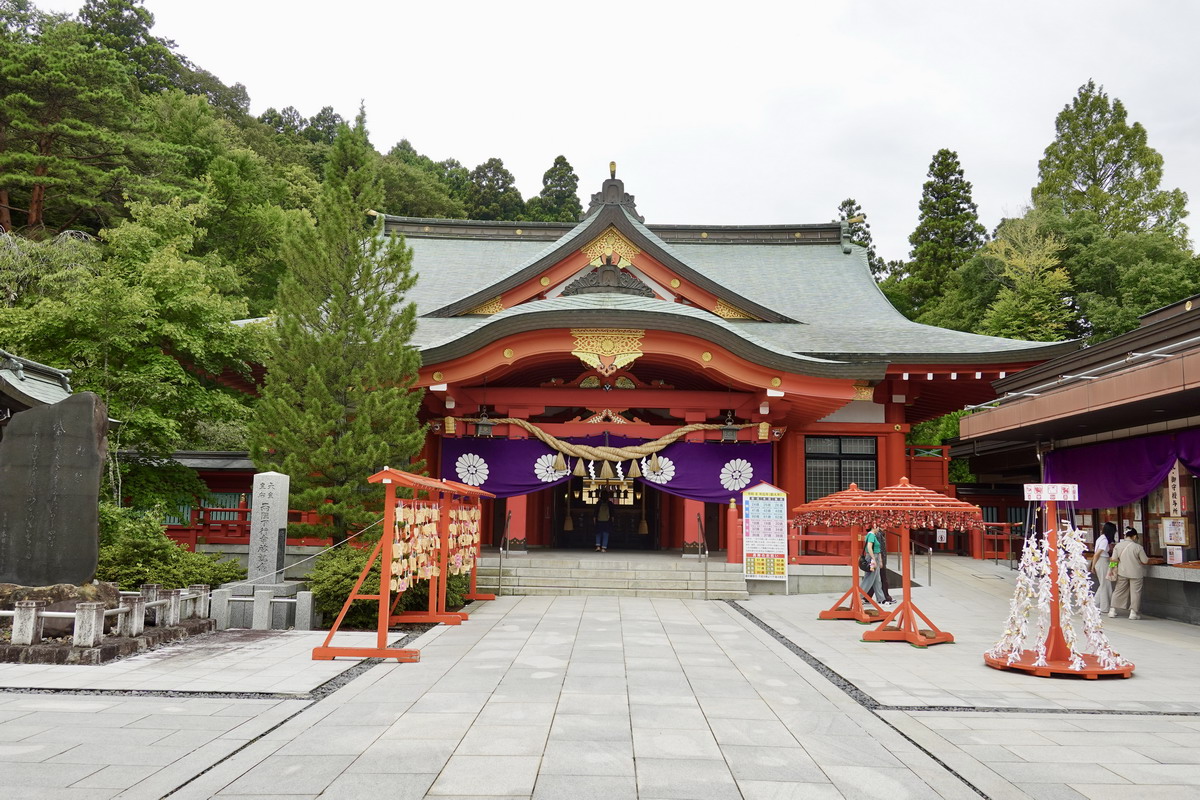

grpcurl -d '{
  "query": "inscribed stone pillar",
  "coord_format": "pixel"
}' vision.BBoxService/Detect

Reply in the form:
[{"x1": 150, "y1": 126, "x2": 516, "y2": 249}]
[
  {"x1": 0, "y1": 393, "x2": 107, "y2": 586},
  {"x1": 249, "y1": 471, "x2": 290, "y2": 584}
]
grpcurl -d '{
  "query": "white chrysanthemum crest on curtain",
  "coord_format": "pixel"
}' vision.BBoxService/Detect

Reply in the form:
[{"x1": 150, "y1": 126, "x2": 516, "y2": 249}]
[
  {"x1": 533, "y1": 453, "x2": 569, "y2": 483},
  {"x1": 455, "y1": 453, "x2": 489, "y2": 486},
  {"x1": 719, "y1": 458, "x2": 753, "y2": 491},
  {"x1": 640, "y1": 455, "x2": 676, "y2": 485}
]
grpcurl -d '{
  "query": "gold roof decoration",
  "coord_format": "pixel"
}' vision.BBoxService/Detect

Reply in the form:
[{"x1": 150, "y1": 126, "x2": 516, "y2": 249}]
[
  {"x1": 571, "y1": 328, "x2": 645, "y2": 377},
  {"x1": 713, "y1": 300, "x2": 759, "y2": 320},
  {"x1": 463, "y1": 296, "x2": 504, "y2": 315},
  {"x1": 582, "y1": 227, "x2": 641, "y2": 264}
]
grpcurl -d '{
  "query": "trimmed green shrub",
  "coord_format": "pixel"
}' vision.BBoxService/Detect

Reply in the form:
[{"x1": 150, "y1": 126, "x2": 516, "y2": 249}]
[
  {"x1": 307, "y1": 540, "x2": 469, "y2": 629},
  {"x1": 97, "y1": 503, "x2": 246, "y2": 590}
]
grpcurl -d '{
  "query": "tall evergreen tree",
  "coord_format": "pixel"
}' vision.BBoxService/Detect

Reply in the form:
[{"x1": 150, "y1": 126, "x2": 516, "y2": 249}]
[
  {"x1": 1033, "y1": 80, "x2": 1188, "y2": 241},
  {"x1": 837, "y1": 197, "x2": 884, "y2": 278},
  {"x1": 78, "y1": 0, "x2": 182, "y2": 95},
  {"x1": 525, "y1": 155, "x2": 582, "y2": 223},
  {"x1": 249, "y1": 110, "x2": 426, "y2": 543},
  {"x1": 902, "y1": 149, "x2": 986, "y2": 316},
  {"x1": 465, "y1": 157, "x2": 525, "y2": 220}
]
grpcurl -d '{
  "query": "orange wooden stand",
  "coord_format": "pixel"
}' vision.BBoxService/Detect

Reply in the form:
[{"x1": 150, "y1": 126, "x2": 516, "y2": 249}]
[
  {"x1": 313, "y1": 469, "x2": 494, "y2": 661},
  {"x1": 818, "y1": 526, "x2": 886, "y2": 623},
  {"x1": 984, "y1": 500, "x2": 1134, "y2": 679},
  {"x1": 861, "y1": 527, "x2": 954, "y2": 647}
]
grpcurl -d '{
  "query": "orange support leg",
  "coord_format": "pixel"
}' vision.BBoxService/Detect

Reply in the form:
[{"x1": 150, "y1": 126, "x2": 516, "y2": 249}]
[{"x1": 861, "y1": 527, "x2": 954, "y2": 647}]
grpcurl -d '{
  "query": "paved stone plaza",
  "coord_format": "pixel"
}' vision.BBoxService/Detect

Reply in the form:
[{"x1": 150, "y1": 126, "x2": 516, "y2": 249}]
[{"x1": 2, "y1": 557, "x2": 1199, "y2": 799}]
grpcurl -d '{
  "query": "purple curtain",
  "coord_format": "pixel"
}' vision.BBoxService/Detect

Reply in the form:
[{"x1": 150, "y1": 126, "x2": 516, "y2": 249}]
[
  {"x1": 440, "y1": 434, "x2": 773, "y2": 504},
  {"x1": 1044, "y1": 432, "x2": 1179, "y2": 508},
  {"x1": 1177, "y1": 429, "x2": 1200, "y2": 476}
]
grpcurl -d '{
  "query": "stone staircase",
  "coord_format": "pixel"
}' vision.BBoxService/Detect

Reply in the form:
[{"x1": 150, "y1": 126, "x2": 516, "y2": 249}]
[{"x1": 475, "y1": 552, "x2": 749, "y2": 600}]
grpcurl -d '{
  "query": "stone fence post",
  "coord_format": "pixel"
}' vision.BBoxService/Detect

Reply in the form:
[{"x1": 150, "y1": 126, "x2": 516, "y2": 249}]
[
  {"x1": 12, "y1": 600, "x2": 46, "y2": 645},
  {"x1": 210, "y1": 588, "x2": 231, "y2": 630},
  {"x1": 73, "y1": 602, "x2": 105, "y2": 647},
  {"x1": 189, "y1": 584, "x2": 210, "y2": 619},
  {"x1": 165, "y1": 589, "x2": 182, "y2": 626},
  {"x1": 295, "y1": 591, "x2": 314, "y2": 631},
  {"x1": 141, "y1": 584, "x2": 161, "y2": 626},
  {"x1": 251, "y1": 589, "x2": 273, "y2": 630},
  {"x1": 119, "y1": 595, "x2": 145, "y2": 637}
]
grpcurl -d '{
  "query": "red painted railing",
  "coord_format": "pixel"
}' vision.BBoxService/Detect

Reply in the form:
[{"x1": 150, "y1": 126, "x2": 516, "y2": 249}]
[{"x1": 165, "y1": 506, "x2": 331, "y2": 551}]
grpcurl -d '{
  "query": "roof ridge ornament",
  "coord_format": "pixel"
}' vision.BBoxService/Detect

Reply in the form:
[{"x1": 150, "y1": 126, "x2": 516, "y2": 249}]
[{"x1": 587, "y1": 161, "x2": 644, "y2": 223}]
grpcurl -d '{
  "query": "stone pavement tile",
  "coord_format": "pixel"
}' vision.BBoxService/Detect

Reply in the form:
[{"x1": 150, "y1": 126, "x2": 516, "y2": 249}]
[
  {"x1": 456, "y1": 723, "x2": 550, "y2": 755},
  {"x1": 938, "y1": 728, "x2": 1058, "y2": 746},
  {"x1": 707, "y1": 716, "x2": 797, "y2": 746},
  {"x1": 347, "y1": 738, "x2": 458, "y2": 773},
  {"x1": 1064, "y1": 785, "x2": 1200, "y2": 799},
  {"x1": 427, "y1": 754, "x2": 540, "y2": 796},
  {"x1": 554, "y1": 693, "x2": 627, "y2": 716},
  {"x1": 407, "y1": 691, "x2": 491, "y2": 715},
  {"x1": 956, "y1": 744, "x2": 1027, "y2": 763},
  {"x1": 824, "y1": 766, "x2": 941, "y2": 800},
  {"x1": 68, "y1": 764, "x2": 160, "y2": 790},
  {"x1": 317, "y1": 771, "x2": 436, "y2": 800},
  {"x1": 273, "y1": 724, "x2": 388, "y2": 755},
  {"x1": 1, "y1": 762, "x2": 101, "y2": 788},
  {"x1": 1014, "y1": 784, "x2": 1089, "y2": 799},
  {"x1": 1127, "y1": 746, "x2": 1200, "y2": 764},
  {"x1": 627, "y1": 692, "x2": 698, "y2": 708},
  {"x1": 378, "y1": 711, "x2": 477, "y2": 740},
  {"x1": 1104, "y1": 763, "x2": 1200, "y2": 785},
  {"x1": 0, "y1": 722, "x2": 54, "y2": 742},
  {"x1": 48, "y1": 743, "x2": 192, "y2": 767},
  {"x1": 721, "y1": 744, "x2": 826, "y2": 782},
  {"x1": 562, "y1": 675, "x2": 627, "y2": 694},
  {"x1": 629, "y1": 703, "x2": 708, "y2": 730},
  {"x1": 623, "y1": 671, "x2": 692, "y2": 694},
  {"x1": 0, "y1": 739, "x2": 78, "y2": 761},
  {"x1": 476, "y1": 701, "x2": 557, "y2": 726},
  {"x1": 217, "y1": 754, "x2": 354, "y2": 795},
  {"x1": 634, "y1": 757, "x2": 741, "y2": 800},
  {"x1": 490, "y1": 683, "x2": 566, "y2": 704},
  {"x1": 633, "y1": 727, "x2": 723, "y2": 760},
  {"x1": 794, "y1": 733, "x2": 904, "y2": 768},
  {"x1": 988, "y1": 761, "x2": 1131, "y2": 784},
  {"x1": 531, "y1": 774, "x2": 637, "y2": 800},
  {"x1": 149, "y1": 728, "x2": 226, "y2": 750},
  {"x1": 696, "y1": 695, "x2": 779, "y2": 720},
  {"x1": 548, "y1": 713, "x2": 631, "y2": 742},
  {"x1": 737, "y1": 780, "x2": 846, "y2": 800},
  {"x1": 776, "y1": 710, "x2": 868, "y2": 737},
  {"x1": 624, "y1": 657, "x2": 680, "y2": 672},
  {"x1": 684, "y1": 677, "x2": 760, "y2": 698},
  {"x1": 1004, "y1": 744, "x2": 1154, "y2": 764},
  {"x1": 318, "y1": 701, "x2": 415, "y2": 726},
  {"x1": 539, "y1": 739, "x2": 634, "y2": 776}
]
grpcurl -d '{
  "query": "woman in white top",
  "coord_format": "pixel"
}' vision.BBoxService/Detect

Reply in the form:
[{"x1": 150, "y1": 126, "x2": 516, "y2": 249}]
[{"x1": 1092, "y1": 521, "x2": 1117, "y2": 613}]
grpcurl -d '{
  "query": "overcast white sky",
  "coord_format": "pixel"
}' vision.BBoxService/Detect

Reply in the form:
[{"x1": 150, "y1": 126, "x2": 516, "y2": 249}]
[{"x1": 42, "y1": 0, "x2": 1200, "y2": 262}]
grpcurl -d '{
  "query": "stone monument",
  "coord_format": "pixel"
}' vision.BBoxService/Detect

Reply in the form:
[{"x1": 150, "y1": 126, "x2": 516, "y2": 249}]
[
  {"x1": 0, "y1": 393, "x2": 107, "y2": 586},
  {"x1": 224, "y1": 470, "x2": 299, "y2": 628}
]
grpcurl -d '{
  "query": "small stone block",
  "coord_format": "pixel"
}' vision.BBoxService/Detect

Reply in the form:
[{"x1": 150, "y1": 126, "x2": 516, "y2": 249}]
[
  {"x1": 211, "y1": 588, "x2": 231, "y2": 630},
  {"x1": 295, "y1": 591, "x2": 314, "y2": 631},
  {"x1": 12, "y1": 599, "x2": 46, "y2": 645},
  {"x1": 251, "y1": 589, "x2": 273, "y2": 630},
  {"x1": 189, "y1": 584, "x2": 210, "y2": 618},
  {"x1": 165, "y1": 589, "x2": 182, "y2": 626}
]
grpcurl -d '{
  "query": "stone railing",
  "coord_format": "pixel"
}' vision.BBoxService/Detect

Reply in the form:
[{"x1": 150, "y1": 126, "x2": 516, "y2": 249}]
[
  {"x1": 0, "y1": 583, "x2": 210, "y2": 647},
  {"x1": 209, "y1": 587, "x2": 314, "y2": 631}
]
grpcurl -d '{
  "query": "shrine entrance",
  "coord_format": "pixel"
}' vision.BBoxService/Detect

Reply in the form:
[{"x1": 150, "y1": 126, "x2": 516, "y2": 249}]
[{"x1": 550, "y1": 478, "x2": 664, "y2": 551}]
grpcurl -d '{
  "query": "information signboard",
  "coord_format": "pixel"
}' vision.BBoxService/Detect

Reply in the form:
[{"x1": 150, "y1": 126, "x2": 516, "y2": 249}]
[
  {"x1": 741, "y1": 482, "x2": 788, "y2": 585},
  {"x1": 1023, "y1": 483, "x2": 1079, "y2": 502}
]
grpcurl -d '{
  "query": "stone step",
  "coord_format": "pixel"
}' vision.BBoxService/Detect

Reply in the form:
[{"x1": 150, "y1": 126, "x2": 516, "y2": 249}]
[
  {"x1": 469, "y1": 554, "x2": 750, "y2": 599},
  {"x1": 472, "y1": 584, "x2": 749, "y2": 600},
  {"x1": 477, "y1": 557, "x2": 746, "y2": 573}
]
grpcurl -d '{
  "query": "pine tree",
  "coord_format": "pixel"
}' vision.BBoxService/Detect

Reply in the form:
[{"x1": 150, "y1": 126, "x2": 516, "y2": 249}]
[
  {"x1": 902, "y1": 149, "x2": 986, "y2": 316},
  {"x1": 1033, "y1": 80, "x2": 1188, "y2": 241},
  {"x1": 837, "y1": 198, "x2": 884, "y2": 278},
  {"x1": 465, "y1": 157, "x2": 525, "y2": 220},
  {"x1": 249, "y1": 109, "x2": 426, "y2": 543},
  {"x1": 525, "y1": 155, "x2": 582, "y2": 223}
]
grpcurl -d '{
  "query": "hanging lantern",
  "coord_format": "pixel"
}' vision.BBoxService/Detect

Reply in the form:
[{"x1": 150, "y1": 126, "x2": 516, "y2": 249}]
[
  {"x1": 552, "y1": 451, "x2": 567, "y2": 472},
  {"x1": 720, "y1": 410, "x2": 739, "y2": 443},
  {"x1": 599, "y1": 460, "x2": 615, "y2": 480},
  {"x1": 627, "y1": 459, "x2": 642, "y2": 479}
]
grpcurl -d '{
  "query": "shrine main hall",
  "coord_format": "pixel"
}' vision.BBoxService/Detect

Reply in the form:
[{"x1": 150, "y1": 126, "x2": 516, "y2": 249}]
[{"x1": 377, "y1": 168, "x2": 1072, "y2": 556}]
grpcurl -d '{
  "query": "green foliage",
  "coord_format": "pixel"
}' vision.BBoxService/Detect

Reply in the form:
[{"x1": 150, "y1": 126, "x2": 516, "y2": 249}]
[
  {"x1": 899, "y1": 149, "x2": 987, "y2": 317},
  {"x1": 524, "y1": 155, "x2": 582, "y2": 223},
  {"x1": 907, "y1": 410, "x2": 975, "y2": 484},
  {"x1": 307, "y1": 541, "x2": 469, "y2": 629},
  {"x1": 1033, "y1": 80, "x2": 1188, "y2": 242},
  {"x1": 979, "y1": 215, "x2": 1076, "y2": 341},
  {"x1": 465, "y1": 157, "x2": 525, "y2": 221},
  {"x1": 96, "y1": 502, "x2": 245, "y2": 590},
  {"x1": 0, "y1": 16, "x2": 145, "y2": 232},
  {"x1": 249, "y1": 110, "x2": 426, "y2": 543},
  {"x1": 838, "y1": 198, "x2": 885, "y2": 278},
  {"x1": 0, "y1": 197, "x2": 259, "y2": 505},
  {"x1": 78, "y1": 0, "x2": 182, "y2": 95}
]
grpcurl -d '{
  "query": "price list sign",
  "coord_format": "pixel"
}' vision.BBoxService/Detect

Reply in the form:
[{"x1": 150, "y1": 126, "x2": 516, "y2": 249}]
[{"x1": 741, "y1": 482, "x2": 788, "y2": 581}]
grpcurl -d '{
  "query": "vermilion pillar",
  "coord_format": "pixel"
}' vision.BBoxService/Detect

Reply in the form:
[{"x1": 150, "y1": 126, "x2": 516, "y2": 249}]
[
  {"x1": 506, "y1": 493, "x2": 529, "y2": 551},
  {"x1": 683, "y1": 498, "x2": 704, "y2": 556}
]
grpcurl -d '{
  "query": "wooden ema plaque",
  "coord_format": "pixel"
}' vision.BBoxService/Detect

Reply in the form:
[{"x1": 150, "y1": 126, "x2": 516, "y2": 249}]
[{"x1": 313, "y1": 468, "x2": 494, "y2": 662}]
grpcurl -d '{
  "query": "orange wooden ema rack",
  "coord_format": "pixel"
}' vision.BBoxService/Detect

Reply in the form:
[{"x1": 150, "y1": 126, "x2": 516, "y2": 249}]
[
  {"x1": 983, "y1": 497, "x2": 1134, "y2": 679},
  {"x1": 312, "y1": 467, "x2": 495, "y2": 662},
  {"x1": 793, "y1": 483, "x2": 884, "y2": 624}
]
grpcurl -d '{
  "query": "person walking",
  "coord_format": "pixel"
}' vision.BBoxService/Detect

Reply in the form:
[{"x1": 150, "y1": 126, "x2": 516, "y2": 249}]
[
  {"x1": 877, "y1": 527, "x2": 895, "y2": 604},
  {"x1": 1109, "y1": 529, "x2": 1149, "y2": 620},
  {"x1": 1092, "y1": 521, "x2": 1116, "y2": 613},
  {"x1": 594, "y1": 498, "x2": 612, "y2": 552},
  {"x1": 860, "y1": 526, "x2": 885, "y2": 604}
]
